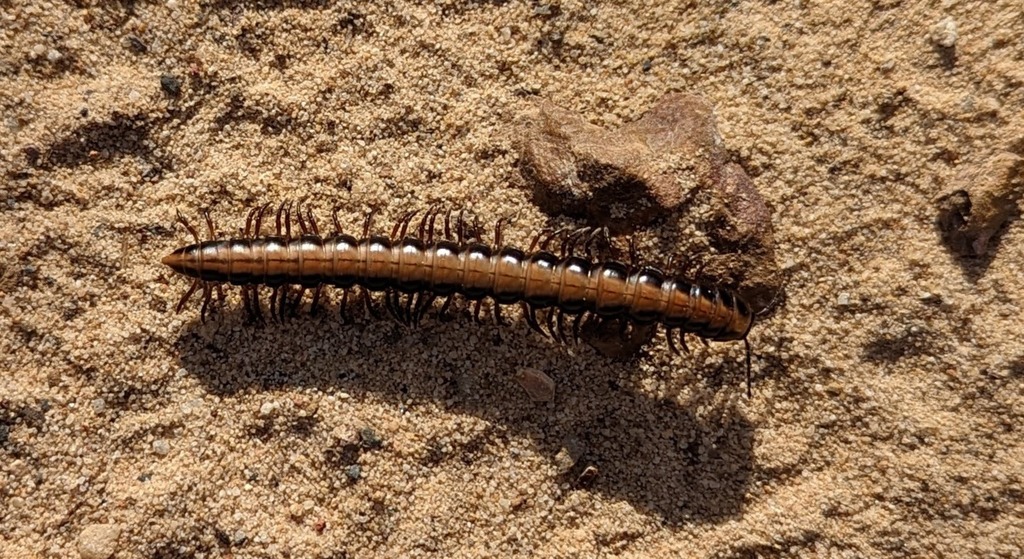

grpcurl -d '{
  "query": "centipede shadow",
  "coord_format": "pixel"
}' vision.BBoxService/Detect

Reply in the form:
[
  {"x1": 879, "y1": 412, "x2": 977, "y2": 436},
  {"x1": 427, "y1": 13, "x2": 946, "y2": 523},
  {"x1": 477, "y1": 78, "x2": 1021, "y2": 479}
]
[{"x1": 172, "y1": 306, "x2": 754, "y2": 526}]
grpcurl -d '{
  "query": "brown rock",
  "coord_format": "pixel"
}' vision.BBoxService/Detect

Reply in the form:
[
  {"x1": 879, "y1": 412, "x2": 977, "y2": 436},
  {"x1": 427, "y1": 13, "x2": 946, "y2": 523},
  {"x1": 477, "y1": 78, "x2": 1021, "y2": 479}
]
[
  {"x1": 516, "y1": 93, "x2": 727, "y2": 232},
  {"x1": 516, "y1": 93, "x2": 781, "y2": 313},
  {"x1": 935, "y1": 151, "x2": 1024, "y2": 256}
]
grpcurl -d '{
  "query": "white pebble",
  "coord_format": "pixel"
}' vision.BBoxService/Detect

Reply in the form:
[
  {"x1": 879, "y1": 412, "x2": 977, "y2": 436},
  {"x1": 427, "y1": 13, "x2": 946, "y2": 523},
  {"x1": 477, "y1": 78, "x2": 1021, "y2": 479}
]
[
  {"x1": 152, "y1": 439, "x2": 170, "y2": 456},
  {"x1": 836, "y1": 292, "x2": 851, "y2": 306},
  {"x1": 259, "y1": 401, "x2": 280, "y2": 417},
  {"x1": 46, "y1": 48, "x2": 63, "y2": 62},
  {"x1": 77, "y1": 524, "x2": 121, "y2": 559},
  {"x1": 931, "y1": 17, "x2": 958, "y2": 48}
]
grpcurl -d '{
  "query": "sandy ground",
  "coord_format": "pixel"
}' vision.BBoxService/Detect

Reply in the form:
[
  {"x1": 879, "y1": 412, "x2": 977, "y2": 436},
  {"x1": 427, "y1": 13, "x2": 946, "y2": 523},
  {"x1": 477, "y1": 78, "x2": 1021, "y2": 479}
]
[{"x1": 2, "y1": 1, "x2": 1023, "y2": 557}]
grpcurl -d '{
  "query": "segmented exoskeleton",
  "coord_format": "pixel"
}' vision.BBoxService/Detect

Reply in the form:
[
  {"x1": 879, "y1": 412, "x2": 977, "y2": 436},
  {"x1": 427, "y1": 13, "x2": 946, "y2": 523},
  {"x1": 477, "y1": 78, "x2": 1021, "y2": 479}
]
[{"x1": 162, "y1": 202, "x2": 757, "y2": 394}]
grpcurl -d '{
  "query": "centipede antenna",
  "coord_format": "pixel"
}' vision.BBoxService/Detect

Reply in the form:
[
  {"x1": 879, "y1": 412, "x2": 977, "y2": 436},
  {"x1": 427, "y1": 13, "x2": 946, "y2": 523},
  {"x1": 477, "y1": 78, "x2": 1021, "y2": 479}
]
[{"x1": 175, "y1": 210, "x2": 201, "y2": 243}]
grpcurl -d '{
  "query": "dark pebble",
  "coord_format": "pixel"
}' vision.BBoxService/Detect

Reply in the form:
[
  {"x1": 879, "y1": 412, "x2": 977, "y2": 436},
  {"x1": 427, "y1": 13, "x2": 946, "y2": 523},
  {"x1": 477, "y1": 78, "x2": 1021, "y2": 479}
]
[{"x1": 160, "y1": 74, "x2": 182, "y2": 97}]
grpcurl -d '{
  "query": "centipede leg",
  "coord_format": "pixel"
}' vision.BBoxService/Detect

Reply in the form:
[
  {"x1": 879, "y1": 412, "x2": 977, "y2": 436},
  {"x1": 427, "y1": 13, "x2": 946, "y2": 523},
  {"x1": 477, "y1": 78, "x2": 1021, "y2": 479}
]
[
  {"x1": 392, "y1": 210, "x2": 415, "y2": 239},
  {"x1": 251, "y1": 285, "x2": 265, "y2": 324},
  {"x1": 363, "y1": 208, "x2": 378, "y2": 238},
  {"x1": 203, "y1": 211, "x2": 216, "y2": 239},
  {"x1": 291, "y1": 286, "x2": 306, "y2": 317},
  {"x1": 438, "y1": 294, "x2": 454, "y2": 321},
  {"x1": 331, "y1": 206, "x2": 343, "y2": 235},
  {"x1": 243, "y1": 207, "x2": 258, "y2": 238},
  {"x1": 253, "y1": 203, "x2": 272, "y2": 237},
  {"x1": 412, "y1": 293, "x2": 435, "y2": 325},
  {"x1": 275, "y1": 202, "x2": 287, "y2": 236},
  {"x1": 296, "y1": 199, "x2": 311, "y2": 235},
  {"x1": 544, "y1": 309, "x2": 559, "y2": 341},
  {"x1": 521, "y1": 302, "x2": 546, "y2": 336},
  {"x1": 493, "y1": 302, "x2": 504, "y2": 326},
  {"x1": 339, "y1": 289, "x2": 351, "y2": 323},
  {"x1": 571, "y1": 312, "x2": 584, "y2": 344},
  {"x1": 270, "y1": 287, "x2": 280, "y2": 322},
  {"x1": 383, "y1": 289, "x2": 402, "y2": 324},
  {"x1": 403, "y1": 292, "x2": 417, "y2": 325},
  {"x1": 555, "y1": 309, "x2": 568, "y2": 343},
  {"x1": 310, "y1": 285, "x2": 324, "y2": 316},
  {"x1": 472, "y1": 300, "x2": 483, "y2": 323},
  {"x1": 307, "y1": 206, "x2": 320, "y2": 236},
  {"x1": 426, "y1": 207, "x2": 441, "y2": 243},
  {"x1": 443, "y1": 208, "x2": 453, "y2": 240},
  {"x1": 678, "y1": 331, "x2": 690, "y2": 354},
  {"x1": 175, "y1": 210, "x2": 201, "y2": 243},
  {"x1": 175, "y1": 279, "x2": 201, "y2": 313},
  {"x1": 527, "y1": 230, "x2": 545, "y2": 253},
  {"x1": 199, "y1": 283, "x2": 213, "y2": 323},
  {"x1": 666, "y1": 327, "x2": 679, "y2": 354},
  {"x1": 362, "y1": 288, "x2": 381, "y2": 319}
]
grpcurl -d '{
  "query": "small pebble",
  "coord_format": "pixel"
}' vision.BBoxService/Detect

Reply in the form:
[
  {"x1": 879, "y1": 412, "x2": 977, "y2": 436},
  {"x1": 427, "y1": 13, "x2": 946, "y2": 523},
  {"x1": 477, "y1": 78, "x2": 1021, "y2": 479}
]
[
  {"x1": 931, "y1": 17, "x2": 958, "y2": 48},
  {"x1": 259, "y1": 401, "x2": 279, "y2": 417},
  {"x1": 358, "y1": 427, "x2": 382, "y2": 449},
  {"x1": 513, "y1": 367, "x2": 555, "y2": 402},
  {"x1": 836, "y1": 292, "x2": 851, "y2": 306},
  {"x1": 345, "y1": 464, "x2": 362, "y2": 481},
  {"x1": 46, "y1": 49, "x2": 63, "y2": 62},
  {"x1": 160, "y1": 74, "x2": 181, "y2": 97},
  {"x1": 152, "y1": 439, "x2": 170, "y2": 456},
  {"x1": 231, "y1": 530, "x2": 248, "y2": 545},
  {"x1": 77, "y1": 524, "x2": 121, "y2": 559}
]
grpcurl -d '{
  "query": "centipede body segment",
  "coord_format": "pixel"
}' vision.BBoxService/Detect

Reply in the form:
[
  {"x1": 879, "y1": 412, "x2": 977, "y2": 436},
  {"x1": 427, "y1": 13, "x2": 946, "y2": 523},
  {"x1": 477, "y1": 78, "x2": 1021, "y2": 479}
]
[{"x1": 162, "y1": 203, "x2": 757, "y2": 394}]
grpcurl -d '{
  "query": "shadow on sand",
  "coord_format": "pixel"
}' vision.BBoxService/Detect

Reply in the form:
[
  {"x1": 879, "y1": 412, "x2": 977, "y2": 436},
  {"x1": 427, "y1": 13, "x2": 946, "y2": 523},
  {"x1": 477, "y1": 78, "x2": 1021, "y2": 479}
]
[{"x1": 172, "y1": 304, "x2": 754, "y2": 526}]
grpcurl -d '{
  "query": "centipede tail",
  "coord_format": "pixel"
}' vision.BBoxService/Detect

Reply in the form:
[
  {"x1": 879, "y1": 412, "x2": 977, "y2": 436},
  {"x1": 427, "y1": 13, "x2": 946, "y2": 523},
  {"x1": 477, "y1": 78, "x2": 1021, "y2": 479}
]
[{"x1": 163, "y1": 202, "x2": 759, "y2": 394}]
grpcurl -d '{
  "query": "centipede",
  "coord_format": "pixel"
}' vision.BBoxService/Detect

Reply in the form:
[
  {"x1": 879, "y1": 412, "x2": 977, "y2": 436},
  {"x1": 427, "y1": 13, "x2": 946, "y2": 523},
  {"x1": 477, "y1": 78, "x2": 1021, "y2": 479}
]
[{"x1": 162, "y1": 202, "x2": 758, "y2": 395}]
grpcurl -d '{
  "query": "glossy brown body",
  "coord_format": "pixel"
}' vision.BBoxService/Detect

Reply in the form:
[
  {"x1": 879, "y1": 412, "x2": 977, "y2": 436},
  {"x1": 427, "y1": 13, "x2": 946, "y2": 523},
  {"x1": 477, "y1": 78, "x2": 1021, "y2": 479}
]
[{"x1": 163, "y1": 235, "x2": 753, "y2": 342}]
